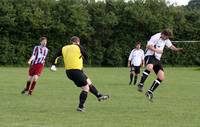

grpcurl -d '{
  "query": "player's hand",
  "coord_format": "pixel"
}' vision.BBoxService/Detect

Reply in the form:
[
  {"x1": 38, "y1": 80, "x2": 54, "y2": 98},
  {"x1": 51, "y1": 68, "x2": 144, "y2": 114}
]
[
  {"x1": 28, "y1": 60, "x2": 31, "y2": 65},
  {"x1": 177, "y1": 48, "x2": 184, "y2": 52},
  {"x1": 50, "y1": 65, "x2": 57, "y2": 72},
  {"x1": 142, "y1": 64, "x2": 145, "y2": 68},
  {"x1": 128, "y1": 63, "x2": 130, "y2": 67},
  {"x1": 155, "y1": 49, "x2": 163, "y2": 54}
]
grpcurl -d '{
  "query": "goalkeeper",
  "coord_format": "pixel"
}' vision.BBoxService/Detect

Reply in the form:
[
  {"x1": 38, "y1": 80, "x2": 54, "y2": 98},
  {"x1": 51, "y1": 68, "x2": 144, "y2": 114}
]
[{"x1": 51, "y1": 36, "x2": 109, "y2": 112}]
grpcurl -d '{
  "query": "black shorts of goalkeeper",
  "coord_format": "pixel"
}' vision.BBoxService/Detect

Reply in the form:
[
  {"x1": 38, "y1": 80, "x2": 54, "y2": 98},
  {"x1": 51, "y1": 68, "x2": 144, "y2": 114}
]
[{"x1": 66, "y1": 69, "x2": 88, "y2": 87}]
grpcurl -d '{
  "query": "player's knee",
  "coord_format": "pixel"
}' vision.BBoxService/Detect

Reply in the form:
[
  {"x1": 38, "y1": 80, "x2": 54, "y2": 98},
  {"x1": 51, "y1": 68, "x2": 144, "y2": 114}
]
[
  {"x1": 86, "y1": 78, "x2": 92, "y2": 85},
  {"x1": 159, "y1": 76, "x2": 164, "y2": 81},
  {"x1": 158, "y1": 71, "x2": 165, "y2": 81},
  {"x1": 82, "y1": 85, "x2": 90, "y2": 92},
  {"x1": 146, "y1": 65, "x2": 153, "y2": 72},
  {"x1": 33, "y1": 75, "x2": 39, "y2": 81}
]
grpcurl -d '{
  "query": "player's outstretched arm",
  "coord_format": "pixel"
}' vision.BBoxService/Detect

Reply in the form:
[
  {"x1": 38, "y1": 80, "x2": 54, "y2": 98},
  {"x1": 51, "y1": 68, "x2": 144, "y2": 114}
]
[{"x1": 169, "y1": 45, "x2": 183, "y2": 52}]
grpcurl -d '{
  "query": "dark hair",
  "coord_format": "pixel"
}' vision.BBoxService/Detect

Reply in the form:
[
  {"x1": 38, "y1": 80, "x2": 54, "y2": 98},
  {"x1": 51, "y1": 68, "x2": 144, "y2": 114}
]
[
  {"x1": 70, "y1": 36, "x2": 80, "y2": 43},
  {"x1": 40, "y1": 37, "x2": 47, "y2": 42},
  {"x1": 161, "y1": 29, "x2": 172, "y2": 37},
  {"x1": 135, "y1": 41, "x2": 141, "y2": 45}
]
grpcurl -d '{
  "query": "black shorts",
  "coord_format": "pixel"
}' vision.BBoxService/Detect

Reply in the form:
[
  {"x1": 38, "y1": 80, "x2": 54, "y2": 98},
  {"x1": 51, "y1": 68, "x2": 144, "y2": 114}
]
[
  {"x1": 130, "y1": 65, "x2": 140, "y2": 74},
  {"x1": 66, "y1": 69, "x2": 88, "y2": 87},
  {"x1": 144, "y1": 55, "x2": 164, "y2": 74}
]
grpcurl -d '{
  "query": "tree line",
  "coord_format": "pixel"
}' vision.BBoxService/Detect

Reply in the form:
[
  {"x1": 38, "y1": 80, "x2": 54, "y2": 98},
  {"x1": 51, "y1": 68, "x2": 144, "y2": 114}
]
[{"x1": 0, "y1": 0, "x2": 200, "y2": 66}]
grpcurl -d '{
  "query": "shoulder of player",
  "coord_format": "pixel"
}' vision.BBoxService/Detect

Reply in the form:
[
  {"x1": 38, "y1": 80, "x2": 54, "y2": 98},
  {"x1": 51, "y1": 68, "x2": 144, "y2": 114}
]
[
  {"x1": 44, "y1": 47, "x2": 49, "y2": 50},
  {"x1": 62, "y1": 44, "x2": 72, "y2": 48},
  {"x1": 166, "y1": 39, "x2": 171, "y2": 42},
  {"x1": 61, "y1": 44, "x2": 79, "y2": 50},
  {"x1": 139, "y1": 49, "x2": 144, "y2": 53},
  {"x1": 33, "y1": 46, "x2": 39, "y2": 51},
  {"x1": 151, "y1": 33, "x2": 161, "y2": 40},
  {"x1": 131, "y1": 49, "x2": 136, "y2": 52},
  {"x1": 34, "y1": 45, "x2": 40, "y2": 48}
]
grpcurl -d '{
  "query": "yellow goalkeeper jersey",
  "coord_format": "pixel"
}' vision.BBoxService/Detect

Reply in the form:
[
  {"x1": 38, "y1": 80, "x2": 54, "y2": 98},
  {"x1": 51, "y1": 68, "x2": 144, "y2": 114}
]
[
  {"x1": 52, "y1": 44, "x2": 88, "y2": 70},
  {"x1": 62, "y1": 44, "x2": 83, "y2": 70}
]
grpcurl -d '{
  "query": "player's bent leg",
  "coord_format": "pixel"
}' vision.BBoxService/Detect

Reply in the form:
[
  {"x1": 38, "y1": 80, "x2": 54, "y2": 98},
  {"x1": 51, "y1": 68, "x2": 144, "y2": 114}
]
[
  {"x1": 33, "y1": 75, "x2": 39, "y2": 81},
  {"x1": 129, "y1": 71, "x2": 134, "y2": 85},
  {"x1": 77, "y1": 85, "x2": 89, "y2": 112},
  {"x1": 87, "y1": 78, "x2": 109, "y2": 101},
  {"x1": 157, "y1": 70, "x2": 165, "y2": 81},
  {"x1": 28, "y1": 75, "x2": 39, "y2": 95},
  {"x1": 81, "y1": 84, "x2": 90, "y2": 92},
  {"x1": 137, "y1": 64, "x2": 153, "y2": 92},
  {"x1": 146, "y1": 64, "x2": 154, "y2": 72},
  {"x1": 86, "y1": 78, "x2": 92, "y2": 85},
  {"x1": 146, "y1": 70, "x2": 164, "y2": 102},
  {"x1": 134, "y1": 73, "x2": 138, "y2": 85},
  {"x1": 21, "y1": 76, "x2": 33, "y2": 94}
]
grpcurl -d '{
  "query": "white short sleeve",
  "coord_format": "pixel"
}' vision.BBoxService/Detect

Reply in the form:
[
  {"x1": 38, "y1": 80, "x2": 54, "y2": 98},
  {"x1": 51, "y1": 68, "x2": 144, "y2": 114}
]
[{"x1": 165, "y1": 40, "x2": 172, "y2": 48}]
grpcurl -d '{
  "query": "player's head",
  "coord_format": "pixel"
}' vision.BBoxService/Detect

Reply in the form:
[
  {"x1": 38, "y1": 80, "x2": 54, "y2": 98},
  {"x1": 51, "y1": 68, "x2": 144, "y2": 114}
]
[
  {"x1": 70, "y1": 36, "x2": 80, "y2": 45},
  {"x1": 161, "y1": 29, "x2": 172, "y2": 40},
  {"x1": 40, "y1": 37, "x2": 47, "y2": 47},
  {"x1": 135, "y1": 41, "x2": 141, "y2": 49}
]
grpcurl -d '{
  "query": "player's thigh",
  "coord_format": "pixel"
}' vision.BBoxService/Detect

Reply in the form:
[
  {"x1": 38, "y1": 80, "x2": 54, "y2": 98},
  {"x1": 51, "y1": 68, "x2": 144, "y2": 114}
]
[
  {"x1": 66, "y1": 70, "x2": 88, "y2": 87},
  {"x1": 134, "y1": 66, "x2": 140, "y2": 74},
  {"x1": 75, "y1": 72, "x2": 88, "y2": 87},
  {"x1": 154, "y1": 63, "x2": 164, "y2": 80}
]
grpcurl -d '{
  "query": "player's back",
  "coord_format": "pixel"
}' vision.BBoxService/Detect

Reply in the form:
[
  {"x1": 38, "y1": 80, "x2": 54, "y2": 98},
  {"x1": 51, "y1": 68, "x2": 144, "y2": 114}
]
[{"x1": 62, "y1": 44, "x2": 83, "y2": 70}]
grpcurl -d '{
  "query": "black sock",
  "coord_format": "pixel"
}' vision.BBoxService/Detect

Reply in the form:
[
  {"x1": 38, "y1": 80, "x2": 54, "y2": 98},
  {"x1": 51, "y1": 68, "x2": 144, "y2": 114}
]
[
  {"x1": 89, "y1": 85, "x2": 101, "y2": 98},
  {"x1": 140, "y1": 70, "x2": 150, "y2": 85},
  {"x1": 79, "y1": 91, "x2": 88, "y2": 108},
  {"x1": 134, "y1": 75, "x2": 137, "y2": 85},
  {"x1": 25, "y1": 81, "x2": 31, "y2": 91},
  {"x1": 130, "y1": 73, "x2": 133, "y2": 83},
  {"x1": 149, "y1": 78, "x2": 162, "y2": 92}
]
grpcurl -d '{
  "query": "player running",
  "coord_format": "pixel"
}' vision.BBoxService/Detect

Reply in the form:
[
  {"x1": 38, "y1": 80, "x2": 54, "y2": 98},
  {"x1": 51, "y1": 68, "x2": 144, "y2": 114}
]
[
  {"x1": 128, "y1": 41, "x2": 144, "y2": 85},
  {"x1": 50, "y1": 36, "x2": 109, "y2": 112},
  {"x1": 137, "y1": 29, "x2": 183, "y2": 102},
  {"x1": 21, "y1": 37, "x2": 48, "y2": 95}
]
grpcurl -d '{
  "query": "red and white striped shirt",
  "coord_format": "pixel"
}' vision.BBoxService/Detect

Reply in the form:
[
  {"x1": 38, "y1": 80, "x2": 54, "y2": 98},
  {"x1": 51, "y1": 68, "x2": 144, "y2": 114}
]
[{"x1": 31, "y1": 45, "x2": 48, "y2": 65}]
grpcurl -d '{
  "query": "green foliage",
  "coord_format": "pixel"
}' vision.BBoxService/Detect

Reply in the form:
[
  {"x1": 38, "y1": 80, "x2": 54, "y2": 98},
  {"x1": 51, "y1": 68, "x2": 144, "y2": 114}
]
[
  {"x1": 163, "y1": 42, "x2": 200, "y2": 66},
  {"x1": 0, "y1": 0, "x2": 200, "y2": 66}
]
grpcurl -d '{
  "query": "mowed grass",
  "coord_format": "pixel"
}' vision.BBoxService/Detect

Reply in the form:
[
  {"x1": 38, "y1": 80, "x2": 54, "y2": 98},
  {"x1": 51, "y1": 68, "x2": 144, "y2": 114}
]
[{"x1": 0, "y1": 67, "x2": 200, "y2": 127}]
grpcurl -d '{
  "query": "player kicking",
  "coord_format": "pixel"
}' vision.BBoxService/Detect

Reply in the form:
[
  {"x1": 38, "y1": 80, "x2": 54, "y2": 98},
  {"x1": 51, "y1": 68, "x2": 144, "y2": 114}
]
[
  {"x1": 137, "y1": 29, "x2": 183, "y2": 102},
  {"x1": 50, "y1": 36, "x2": 109, "y2": 112},
  {"x1": 128, "y1": 41, "x2": 144, "y2": 85},
  {"x1": 21, "y1": 37, "x2": 48, "y2": 95}
]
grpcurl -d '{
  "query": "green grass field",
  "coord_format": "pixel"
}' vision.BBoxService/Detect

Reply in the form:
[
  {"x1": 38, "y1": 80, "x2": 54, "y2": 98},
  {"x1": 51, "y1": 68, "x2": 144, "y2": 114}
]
[{"x1": 0, "y1": 67, "x2": 200, "y2": 127}]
